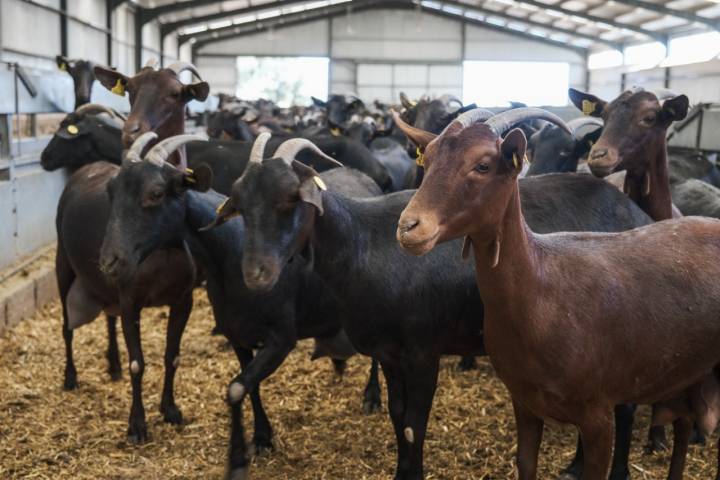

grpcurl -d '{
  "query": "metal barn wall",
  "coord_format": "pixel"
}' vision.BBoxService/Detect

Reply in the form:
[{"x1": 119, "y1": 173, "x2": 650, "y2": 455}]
[
  {"x1": 194, "y1": 8, "x2": 586, "y2": 104},
  {"x1": 589, "y1": 59, "x2": 720, "y2": 104}
]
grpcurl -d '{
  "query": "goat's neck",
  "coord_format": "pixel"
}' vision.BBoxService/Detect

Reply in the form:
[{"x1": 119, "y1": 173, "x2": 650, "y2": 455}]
[
  {"x1": 184, "y1": 191, "x2": 241, "y2": 274},
  {"x1": 312, "y1": 191, "x2": 363, "y2": 280},
  {"x1": 626, "y1": 142, "x2": 673, "y2": 221},
  {"x1": 470, "y1": 185, "x2": 539, "y2": 315}
]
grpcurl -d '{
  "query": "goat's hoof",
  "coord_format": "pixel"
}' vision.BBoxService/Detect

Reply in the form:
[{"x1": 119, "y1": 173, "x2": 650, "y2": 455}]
[
  {"x1": 161, "y1": 404, "x2": 184, "y2": 425},
  {"x1": 362, "y1": 397, "x2": 382, "y2": 414},
  {"x1": 127, "y1": 422, "x2": 149, "y2": 445},
  {"x1": 226, "y1": 466, "x2": 249, "y2": 480},
  {"x1": 253, "y1": 435, "x2": 274, "y2": 456},
  {"x1": 108, "y1": 368, "x2": 122, "y2": 382},
  {"x1": 644, "y1": 438, "x2": 669, "y2": 454},
  {"x1": 556, "y1": 472, "x2": 580, "y2": 480},
  {"x1": 63, "y1": 375, "x2": 78, "y2": 391},
  {"x1": 456, "y1": 356, "x2": 478, "y2": 371}
]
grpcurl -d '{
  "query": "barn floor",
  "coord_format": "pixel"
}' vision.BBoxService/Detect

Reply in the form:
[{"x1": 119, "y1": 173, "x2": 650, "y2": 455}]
[{"x1": 0, "y1": 290, "x2": 717, "y2": 479}]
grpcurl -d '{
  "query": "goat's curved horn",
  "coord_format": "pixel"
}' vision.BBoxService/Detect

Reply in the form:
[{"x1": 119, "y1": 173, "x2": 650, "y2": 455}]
[
  {"x1": 166, "y1": 61, "x2": 203, "y2": 81},
  {"x1": 125, "y1": 132, "x2": 158, "y2": 163},
  {"x1": 485, "y1": 107, "x2": 571, "y2": 138},
  {"x1": 250, "y1": 132, "x2": 271, "y2": 163},
  {"x1": 566, "y1": 117, "x2": 603, "y2": 140},
  {"x1": 144, "y1": 58, "x2": 158, "y2": 69},
  {"x1": 390, "y1": 109, "x2": 437, "y2": 148},
  {"x1": 273, "y1": 138, "x2": 343, "y2": 168},
  {"x1": 75, "y1": 103, "x2": 117, "y2": 117},
  {"x1": 440, "y1": 108, "x2": 495, "y2": 136},
  {"x1": 145, "y1": 134, "x2": 206, "y2": 166}
]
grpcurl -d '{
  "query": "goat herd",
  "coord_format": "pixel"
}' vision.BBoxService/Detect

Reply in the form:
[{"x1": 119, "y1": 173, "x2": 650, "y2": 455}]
[{"x1": 37, "y1": 56, "x2": 720, "y2": 480}]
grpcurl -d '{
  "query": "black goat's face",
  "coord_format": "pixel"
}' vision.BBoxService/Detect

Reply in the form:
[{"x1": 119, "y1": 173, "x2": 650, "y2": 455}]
[
  {"x1": 57, "y1": 56, "x2": 96, "y2": 108},
  {"x1": 230, "y1": 159, "x2": 320, "y2": 292},
  {"x1": 313, "y1": 95, "x2": 364, "y2": 130},
  {"x1": 100, "y1": 162, "x2": 188, "y2": 284},
  {"x1": 400, "y1": 98, "x2": 465, "y2": 157},
  {"x1": 526, "y1": 125, "x2": 576, "y2": 175},
  {"x1": 41, "y1": 112, "x2": 123, "y2": 171}
]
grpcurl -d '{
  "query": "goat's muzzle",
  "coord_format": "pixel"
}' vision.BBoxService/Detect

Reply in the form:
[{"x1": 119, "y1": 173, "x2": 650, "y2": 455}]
[
  {"x1": 397, "y1": 211, "x2": 440, "y2": 256},
  {"x1": 587, "y1": 145, "x2": 620, "y2": 178},
  {"x1": 242, "y1": 256, "x2": 280, "y2": 293}
]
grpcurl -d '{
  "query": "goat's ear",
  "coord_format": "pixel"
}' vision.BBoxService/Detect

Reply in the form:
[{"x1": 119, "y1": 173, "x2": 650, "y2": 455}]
[
  {"x1": 185, "y1": 163, "x2": 213, "y2": 192},
  {"x1": 94, "y1": 66, "x2": 129, "y2": 96},
  {"x1": 568, "y1": 88, "x2": 606, "y2": 118},
  {"x1": 311, "y1": 96, "x2": 326, "y2": 108},
  {"x1": 350, "y1": 98, "x2": 364, "y2": 110},
  {"x1": 574, "y1": 127, "x2": 603, "y2": 158},
  {"x1": 56, "y1": 55, "x2": 69, "y2": 71},
  {"x1": 292, "y1": 160, "x2": 324, "y2": 216},
  {"x1": 399, "y1": 92, "x2": 415, "y2": 109},
  {"x1": 660, "y1": 95, "x2": 689, "y2": 123},
  {"x1": 500, "y1": 128, "x2": 527, "y2": 176},
  {"x1": 457, "y1": 103, "x2": 477, "y2": 114},
  {"x1": 184, "y1": 81, "x2": 210, "y2": 102}
]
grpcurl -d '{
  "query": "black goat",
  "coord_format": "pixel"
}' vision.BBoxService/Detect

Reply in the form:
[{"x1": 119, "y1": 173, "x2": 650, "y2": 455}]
[
  {"x1": 215, "y1": 122, "x2": 652, "y2": 479},
  {"x1": 56, "y1": 55, "x2": 96, "y2": 109},
  {"x1": 99, "y1": 133, "x2": 383, "y2": 479},
  {"x1": 526, "y1": 117, "x2": 603, "y2": 176}
]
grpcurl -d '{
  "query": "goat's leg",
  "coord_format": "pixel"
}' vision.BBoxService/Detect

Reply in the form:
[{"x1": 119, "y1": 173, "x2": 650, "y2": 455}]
[
  {"x1": 106, "y1": 315, "x2": 122, "y2": 381},
  {"x1": 401, "y1": 358, "x2": 440, "y2": 480},
  {"x1": 457, "y1": 355, "x2": 478, "y2": 371},
  {"x1": 578, "y1": 410, "x2": 614, "y2": 480},
  {"x1": 689, "y1": 422, "x2": 706, "y2": 445},
  {"x1": 715, "y1": 434, "x2": 720, "y2": 480},
  {"x1": 57, "y1": 250, "x2": 78, "y2": 390},
  {"x1": 381, "y1": 362, "x2": 410, "y2": 480},
  {"x1": 226, "y1": 378, "x2": 249, "y2": 480},
  {"x1": 233, "y1": 346, "x2": 274, "y2": 454},
  {"x1": 666, "y1": 416, "x2": 692, "y2": 480},
  {"x1": 607, "y1": 403, "x2": 635, "y2": 480},
  {"x1": 513, "y1": 398, "x2": 544, "y2": 480},
  {"x1": 646, "y1": 406, "x2": 669, "y2": 453},
  {"x1": 119, "y1": 303, "x2": 147, "y2": 444},
  {"x1": 558, "y1": 436, "x2": 584, "y2": 480},
  {"x1": 159, "y1": 293, "x2": 192, "y2": 425},
  {"x1": 362, "y1": 358, "x2": 382, "y2": 414}
]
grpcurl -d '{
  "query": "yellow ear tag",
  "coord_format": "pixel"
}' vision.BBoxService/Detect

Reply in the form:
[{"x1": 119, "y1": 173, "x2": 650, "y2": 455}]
[
  {"x1": 512, "y1": 153, "x2": 519, "y2": 170},
  {"x1": 184, "y1": 168, "x2": 196, "y2": 184},
  {"x1": 313, "y1": 176, "x2": 327, "y2": 191},
  {"x1": 330, "y1": 127, "x2": 342, "y2": 137},
  {"x1": 581, "y1": 99, "x2": 597, "y2": 116},
  {"x1": 111, "y1": 78, "x2": 126, "y2": 96},
  {"x1": 59, "y1": 62, "x2": 67, "y2": 72},
  {"x1": 67, "y1": 125, "x2": 79, "y2": 135},
  {"x1": 415, "y1": 147, "x2": 425, "y2": 167}
]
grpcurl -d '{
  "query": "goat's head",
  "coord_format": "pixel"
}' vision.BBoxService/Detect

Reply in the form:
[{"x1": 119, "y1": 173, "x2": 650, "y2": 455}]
[
  {"x1": 395, "y1": 108, "x2": 569, "y2": 255},
  {"x1": 41, "y1": 104, "x2": 125, "y2": 171},
  {"x1": 94, "y1": 60, "x2": 209, "y2": 156},
  {"x1": 569, "y1": 87, "x2": 688, "y2": 178},
  {"x1": 99, "y1": 133, "x2": 211, "y2": 284},
  {"x1": 526, "y1": 117, "x2": 603, "y2": 176},
  {"x1": 57, "y1": 56, "x2": 96, "y2": 108},
  {"x1": 209, "y1": 133, "x2": 342, "y2": 292},
  {"x1": 312, "y1": 94, "x2": 364, "y2": 131}
]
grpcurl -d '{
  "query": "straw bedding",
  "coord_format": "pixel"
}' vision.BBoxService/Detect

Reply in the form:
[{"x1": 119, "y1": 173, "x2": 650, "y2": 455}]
[{"x1": 0, "y1": 290, "x2": 716, "y2": 479}]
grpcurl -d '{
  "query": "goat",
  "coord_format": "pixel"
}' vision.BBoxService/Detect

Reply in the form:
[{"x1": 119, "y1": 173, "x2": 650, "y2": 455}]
[
  {"x1": 526, "y1": 117, "x2": 603, "y2": 176},
  {"x1": 53, "y1": 59, "x2": 207, "y2": 443},
  {"x1": 56, "y1": 55, "x2": 96, "y2": 109},
  {"x1": 397, "y1": 107, "x2": 720, "y2": 480},
  {"x1": 215, "y1": 108, "x2": 651, "y2": 480},
  {"x1": 100, "y1": 133, "x2": 382, "y2": 479}
]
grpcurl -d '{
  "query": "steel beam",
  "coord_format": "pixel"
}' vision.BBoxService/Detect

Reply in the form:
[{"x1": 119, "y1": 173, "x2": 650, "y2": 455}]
[{"x1": 612, "y1": 0, "x2": 720, "y2": 31}]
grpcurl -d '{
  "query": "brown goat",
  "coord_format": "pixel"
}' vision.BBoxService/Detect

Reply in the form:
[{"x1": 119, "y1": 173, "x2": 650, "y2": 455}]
[
  {"x1": 94, "y1": 60, "x2": 209, "y2": 166},
  {"x1": 569, "y1": 87, "x2": 688, "y2": 222},
  {"x1": 396, "y1": 108, "x2": 720, "y2": 480}
]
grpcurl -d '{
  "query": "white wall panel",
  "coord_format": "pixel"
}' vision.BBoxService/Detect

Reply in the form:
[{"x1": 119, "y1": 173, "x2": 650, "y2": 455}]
[
  {"x1": 67, "y1": 0, "x2": 105, "y2": 25},
  {"x1": 2, "y1": 0, "x2": 60, "y2": 58},
  {"x1": 68, "y1": 23, "x2": 106, "y2": 63},
  {"x1": 111, "y1": 3, "x2": 135, "y2": 73},
  {"x1": 332, "y1": 10, "x2": 461, "y2": 61},
  {"x1": 197, "y1": 20, "x2": 329, "y2": 56},
  {"x1": 196, "y1": 56, "x2": 237, "y2": 95}
]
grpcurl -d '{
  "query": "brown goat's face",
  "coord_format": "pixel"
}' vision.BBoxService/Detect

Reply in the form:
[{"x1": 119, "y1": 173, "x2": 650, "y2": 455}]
[
  {"x1": 95, "y1": 66, "x2": 209, "y2": 148},
  {"x1": 569, "y1": 89, "x2": 688, "y2": 178},
  {"x1": 397, "y1": 125, "x2": 526, "y2": 255}
]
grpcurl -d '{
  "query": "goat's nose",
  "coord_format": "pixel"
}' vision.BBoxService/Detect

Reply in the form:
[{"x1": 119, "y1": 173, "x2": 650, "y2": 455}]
[
  {"x1": 590, "y1": 148, "x2": 608, "y2": 160},
  {"x1": 398, "y1": 218, "x2": 420, "y2": 234}
]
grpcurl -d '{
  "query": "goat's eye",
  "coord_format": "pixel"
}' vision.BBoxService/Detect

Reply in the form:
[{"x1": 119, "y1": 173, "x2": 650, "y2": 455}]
[
  {"x1": 473, "y1": 163, "x2": 490, "y2": 173},
  {"x1": 641, "y1": 115, "x2": 656, "y2": 126},
  {"x1": 146, "y1": 190, "x2": 165, "y2": 204}
]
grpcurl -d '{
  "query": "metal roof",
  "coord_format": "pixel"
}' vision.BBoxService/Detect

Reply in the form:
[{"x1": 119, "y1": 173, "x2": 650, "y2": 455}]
[{"x1": 122, "y1": 0, "x2": 720, "y2": 54}]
